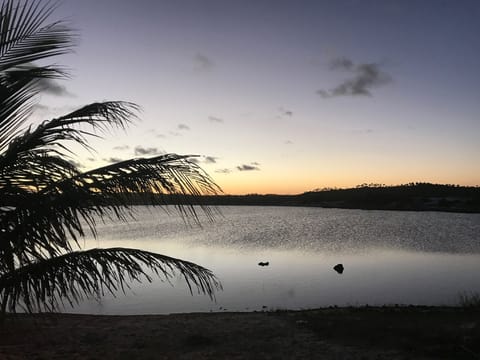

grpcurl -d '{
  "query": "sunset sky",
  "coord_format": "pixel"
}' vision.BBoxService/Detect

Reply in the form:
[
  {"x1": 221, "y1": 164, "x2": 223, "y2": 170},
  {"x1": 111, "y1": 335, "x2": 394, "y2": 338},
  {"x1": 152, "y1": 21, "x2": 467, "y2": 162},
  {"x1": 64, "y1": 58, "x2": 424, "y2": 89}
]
[{"x1": 33, "y1": 0, "x2": 480, "y2": 195}]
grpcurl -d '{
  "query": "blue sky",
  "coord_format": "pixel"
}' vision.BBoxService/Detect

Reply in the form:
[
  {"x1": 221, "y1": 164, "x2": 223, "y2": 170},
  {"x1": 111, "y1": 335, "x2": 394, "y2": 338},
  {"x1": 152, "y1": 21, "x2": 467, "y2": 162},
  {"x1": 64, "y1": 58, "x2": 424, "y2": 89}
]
[{"x1": 33, "y1": 0, "x2": 480, "y2": 194}]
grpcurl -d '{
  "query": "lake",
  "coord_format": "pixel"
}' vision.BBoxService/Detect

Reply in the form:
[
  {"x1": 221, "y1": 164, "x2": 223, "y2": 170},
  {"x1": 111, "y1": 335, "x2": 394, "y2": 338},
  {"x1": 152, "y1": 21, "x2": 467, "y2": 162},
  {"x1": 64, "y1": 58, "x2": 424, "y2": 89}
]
[{"x1": 71, "y1": 206, "x2": 480, "y2": 315}]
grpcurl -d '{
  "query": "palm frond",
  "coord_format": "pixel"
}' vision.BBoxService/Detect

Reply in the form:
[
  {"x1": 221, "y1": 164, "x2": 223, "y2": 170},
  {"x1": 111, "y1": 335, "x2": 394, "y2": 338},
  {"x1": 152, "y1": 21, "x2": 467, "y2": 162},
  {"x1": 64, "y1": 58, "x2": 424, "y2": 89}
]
[
  {"x1": 0, "y1": 193, "x2": 88, "y2": 274},
  {"x1": 0, "y1": 151, "x2": 78, "y2": 193},
  {"x1": 0, "y1": 0, "x2": 75, "y2": 151},
  {"x1": 0, "y1": 0, "x2": 74, "y2": 71},
  {"x1": 50, "y1": 153, "x2": 222, "y2": 218},
  {"x1": 0, "y1": 247, "x2": 222, "y2": 313},
  {"x1": 0, "y1": 153, "x2": 221, "y2": 275},
  {"x1": 0, "y1": 65, "x2": 66, "y2": 151},
  {"x1": 0, "y1": 101, "x2": 138, "y2": 172}
]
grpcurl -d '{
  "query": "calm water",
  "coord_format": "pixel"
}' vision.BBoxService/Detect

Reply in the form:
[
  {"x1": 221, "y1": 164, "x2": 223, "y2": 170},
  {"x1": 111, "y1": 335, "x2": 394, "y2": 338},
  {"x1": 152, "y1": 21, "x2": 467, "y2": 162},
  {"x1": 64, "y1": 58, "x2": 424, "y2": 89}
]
[{"x1": 70, "y1": 206, "x2": 480, "y2": 314}]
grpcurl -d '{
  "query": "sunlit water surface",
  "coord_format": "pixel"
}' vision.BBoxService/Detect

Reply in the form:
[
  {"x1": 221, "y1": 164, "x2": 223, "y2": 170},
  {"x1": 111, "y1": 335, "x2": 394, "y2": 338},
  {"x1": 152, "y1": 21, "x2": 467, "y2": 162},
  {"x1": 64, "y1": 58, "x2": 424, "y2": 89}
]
[{"x1": 69, "y1": 206, "x2": 480, "y2": 314}]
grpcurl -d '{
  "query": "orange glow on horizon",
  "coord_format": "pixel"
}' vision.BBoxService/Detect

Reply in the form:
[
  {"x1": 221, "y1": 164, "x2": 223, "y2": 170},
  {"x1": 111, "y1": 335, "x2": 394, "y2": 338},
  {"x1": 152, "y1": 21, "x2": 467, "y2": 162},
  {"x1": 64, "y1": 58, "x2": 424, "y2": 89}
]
[{"x1": 215, "y1": 176, "x2": 480, "y2": 196}]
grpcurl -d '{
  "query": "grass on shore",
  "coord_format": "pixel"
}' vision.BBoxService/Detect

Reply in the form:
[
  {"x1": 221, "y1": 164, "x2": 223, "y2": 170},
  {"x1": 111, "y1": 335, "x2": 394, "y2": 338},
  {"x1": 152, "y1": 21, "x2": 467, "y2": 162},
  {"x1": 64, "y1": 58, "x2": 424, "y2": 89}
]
[{"x1": 0, "y1": 306, "x2": 479, "y2": 359}]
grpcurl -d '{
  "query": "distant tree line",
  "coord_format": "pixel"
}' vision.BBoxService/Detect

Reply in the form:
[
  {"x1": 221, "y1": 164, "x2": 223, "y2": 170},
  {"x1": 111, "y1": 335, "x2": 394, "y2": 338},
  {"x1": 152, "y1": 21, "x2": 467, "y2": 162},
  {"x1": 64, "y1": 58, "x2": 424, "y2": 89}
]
[
  {"x1": 123, "y1": 183, "x2": 480, "y2": 213},
  {"x1": 299, "y1": 182, "x2": 480, "y2": 212}
]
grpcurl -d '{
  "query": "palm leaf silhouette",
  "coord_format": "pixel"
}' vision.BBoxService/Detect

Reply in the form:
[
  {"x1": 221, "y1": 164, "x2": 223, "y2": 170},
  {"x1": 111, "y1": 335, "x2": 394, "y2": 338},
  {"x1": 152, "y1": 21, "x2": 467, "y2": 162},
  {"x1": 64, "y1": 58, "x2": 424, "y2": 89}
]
[
  {"x1": 1, "y1": 248, "x2": 221, "y2": 313},
  {"x1": 0, "y1": 0, "x2": 222, "y2": 314}
]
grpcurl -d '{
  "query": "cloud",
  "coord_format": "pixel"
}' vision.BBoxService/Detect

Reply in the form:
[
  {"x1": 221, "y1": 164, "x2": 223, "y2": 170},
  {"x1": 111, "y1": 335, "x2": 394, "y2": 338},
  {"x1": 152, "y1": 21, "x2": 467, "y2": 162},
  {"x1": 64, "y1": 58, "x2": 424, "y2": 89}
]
[
  {"x1": 285, "y1": 140, "x2": 293, "y2": 145},
  {"x1": 351, "y1": 128, "x2": 374, "y2": 134},
  {"x1": 216, "y1": 162, "x2": 261, "y2": 173},
  {"x1": 134, "y1": 146, "x2": 161, "y2": 156},
  {"x1": 38, "y1": 78, "x2": 74, "y2": 97},
  {"x1": 113, "y1": 145, "x2": 129, "y2": 150},
  {"x1": 237, "y1": 164, "x2": 260, "y2": 171},
  {"x1": 32, "y1": 104, "x2": 76, "y2": 116},
  {"x1": 317, "y1": 57, "x2": 392, "y2": 98},
  {"x1": 104, "y1": 157, "x2": 124, "y2": 163},
  {"x1": 329, "y1": 56, "x2": 354, "y2": 70},
  {"x1": 189, "y1": 157, "x2": 201, "y2": 164},
  {"x1": 204, "y1": 156, "x2": 217, "y2": 164},
  {"x1": 178, "y1": 123, "x2": 190, "y2": 131},
  {"x1": 193, "y1": 53, "x2": 214, "y2": 72},
  {"x1": 208, "y1": 115, "x2": 224, "y2": 123},
  {"x1": 189, "y1": 156, "x2": 218, "y2": 164},
  {"x1": 32, "y1": 103, "x2": 50, "y2": 112},
  {"x1": 278, "y1": 107, "x2": 293, "y2": 117}
]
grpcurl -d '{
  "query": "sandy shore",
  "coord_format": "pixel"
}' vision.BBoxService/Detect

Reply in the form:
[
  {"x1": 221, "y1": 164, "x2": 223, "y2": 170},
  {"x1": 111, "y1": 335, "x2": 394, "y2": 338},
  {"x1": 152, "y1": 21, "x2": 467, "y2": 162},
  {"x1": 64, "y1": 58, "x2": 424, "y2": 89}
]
[{"x1": 0, "y1": 307, "x2": 478, "y2": 359}]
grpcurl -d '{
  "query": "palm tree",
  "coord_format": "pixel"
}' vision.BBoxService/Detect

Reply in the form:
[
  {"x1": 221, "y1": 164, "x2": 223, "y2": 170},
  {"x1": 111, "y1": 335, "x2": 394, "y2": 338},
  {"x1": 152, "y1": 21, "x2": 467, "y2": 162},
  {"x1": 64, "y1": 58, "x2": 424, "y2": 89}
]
[{"x1": 0, "y1": 0, "x2": 221, "y2": 315}]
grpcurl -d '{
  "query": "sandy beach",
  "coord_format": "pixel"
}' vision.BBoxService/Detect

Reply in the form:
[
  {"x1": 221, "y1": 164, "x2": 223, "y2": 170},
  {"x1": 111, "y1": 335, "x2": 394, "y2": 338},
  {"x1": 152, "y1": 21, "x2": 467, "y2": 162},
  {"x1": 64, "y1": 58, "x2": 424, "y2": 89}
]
[{"x1": 0, "y1": 307, "x2": 478, "y2": 359}]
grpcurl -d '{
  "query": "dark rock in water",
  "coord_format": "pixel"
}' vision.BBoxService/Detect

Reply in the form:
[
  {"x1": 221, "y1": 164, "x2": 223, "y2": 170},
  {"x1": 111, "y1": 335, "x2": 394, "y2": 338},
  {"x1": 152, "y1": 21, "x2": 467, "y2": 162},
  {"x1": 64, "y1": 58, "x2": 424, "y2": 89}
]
[
  {"x1": 333, "y1": 263, "x2": 344, "y2": 274},
  {"x1": 258, "y1": 261, "x2": 269, "y2": 267}
]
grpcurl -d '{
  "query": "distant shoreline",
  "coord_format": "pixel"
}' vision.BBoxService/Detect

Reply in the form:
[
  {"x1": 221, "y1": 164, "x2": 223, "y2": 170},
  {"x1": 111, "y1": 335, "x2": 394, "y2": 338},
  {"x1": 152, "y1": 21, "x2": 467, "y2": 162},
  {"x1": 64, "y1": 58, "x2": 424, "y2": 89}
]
[{"x1": 127, "y1": 183, "x2": 480, "y2": 214}]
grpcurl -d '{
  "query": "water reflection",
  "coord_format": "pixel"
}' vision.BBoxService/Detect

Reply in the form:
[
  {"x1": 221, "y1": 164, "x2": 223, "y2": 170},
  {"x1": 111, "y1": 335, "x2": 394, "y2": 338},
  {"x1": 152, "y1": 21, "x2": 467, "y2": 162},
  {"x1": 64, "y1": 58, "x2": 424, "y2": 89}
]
[{"x1": 70, "y1": 206, "x2": 480, "y2": 314}]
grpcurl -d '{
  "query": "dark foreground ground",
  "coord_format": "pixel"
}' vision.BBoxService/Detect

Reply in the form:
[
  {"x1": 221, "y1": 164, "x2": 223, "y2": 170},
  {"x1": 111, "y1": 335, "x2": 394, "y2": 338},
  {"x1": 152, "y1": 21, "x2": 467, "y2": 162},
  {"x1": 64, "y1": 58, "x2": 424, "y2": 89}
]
[{"x1": 0, "y1": 306, "x2": 479, "y2": 359}]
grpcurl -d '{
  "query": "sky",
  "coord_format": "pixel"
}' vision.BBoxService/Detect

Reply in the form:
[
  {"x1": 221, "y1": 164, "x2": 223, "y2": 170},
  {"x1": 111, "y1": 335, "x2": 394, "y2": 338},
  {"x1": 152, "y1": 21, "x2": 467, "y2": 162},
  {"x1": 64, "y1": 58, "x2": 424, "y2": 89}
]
[{"x1": 32, "y1": 0, "x2": 480, "y2": 195}]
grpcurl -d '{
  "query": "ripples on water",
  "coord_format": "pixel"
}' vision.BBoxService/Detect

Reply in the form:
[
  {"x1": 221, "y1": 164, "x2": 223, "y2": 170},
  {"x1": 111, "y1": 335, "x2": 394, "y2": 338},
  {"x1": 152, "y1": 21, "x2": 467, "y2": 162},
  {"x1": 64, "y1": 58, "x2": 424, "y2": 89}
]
[
  {"x1": 73, "y1": 206, "x2": 480, "y2": 314},
  {"x1": 92, "y1": 206, "x2": 480, "y2": 253}
]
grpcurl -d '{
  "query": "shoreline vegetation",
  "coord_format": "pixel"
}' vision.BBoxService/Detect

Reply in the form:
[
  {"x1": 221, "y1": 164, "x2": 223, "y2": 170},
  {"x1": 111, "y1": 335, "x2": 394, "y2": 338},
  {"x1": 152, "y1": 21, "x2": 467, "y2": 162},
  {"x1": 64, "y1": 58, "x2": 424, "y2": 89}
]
[
  {"x1": 129, "y1": 183, "x2": 480, "y2": 213},
  {"x1": 1, "y1": 306, "x2": 479, "y2": 359}
]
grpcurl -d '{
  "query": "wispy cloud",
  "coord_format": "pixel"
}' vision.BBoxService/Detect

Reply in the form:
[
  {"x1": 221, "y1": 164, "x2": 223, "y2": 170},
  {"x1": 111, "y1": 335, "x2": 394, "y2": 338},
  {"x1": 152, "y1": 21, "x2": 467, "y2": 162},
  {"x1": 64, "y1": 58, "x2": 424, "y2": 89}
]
[
  {"x1": 38, "y1": 78, "x2": 75, "y2": 97},
  {"x1": 237, "y1": 164, "x2": 260, "y2": 171},
  {"x1": 208, "y1": 115, "x2": 224, "y2": 123},
  {"x1": 193, "y1": 53, "x2": 214, "y2": 72},
  {"x1": 32, "y1": 104, "x2": 76, "y2": 116},
  {"x1": 278, "y1": 107, "x2": 293, "y2": 117},
  {"x1": 214, "y1": 161, "x2": 260, "y2": 174},
  {"x1": 330, "y1": 56, "x2": 354, "y2": 70},
  {"x1": 190, "y1": 156, "x2": 218, "y2": 164},
  {"x1": 285, "y1": 140, "x2": 293, "y2": 145},
  {"x1": 113, "y1": 145, "x2": 129, "y2": 151},
  {"x1": 204, "y1": 156, "x2": 217, "y2": 164},
  {"x1": 178, "y1": 123, "x2": 190, "y2": 131},
  {"x1": 32, "y1": 103, "x2": 50, "y2": 112},
  {"x1": 317, "y1": 57, "x2": 392, "y2": 98},
  {"x1": 351, "y1": 128, "x2": 374, "y2": 134},
  {"x1": 134, "y1": 146, "x2": 161, "y2": 156}
]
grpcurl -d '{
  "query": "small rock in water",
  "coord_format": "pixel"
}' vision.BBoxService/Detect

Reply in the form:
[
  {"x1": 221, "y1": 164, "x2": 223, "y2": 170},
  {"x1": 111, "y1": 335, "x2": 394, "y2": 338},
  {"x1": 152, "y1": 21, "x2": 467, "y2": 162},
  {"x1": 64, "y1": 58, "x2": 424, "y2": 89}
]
[
  {"x1": 333, "y1": 263, "x2": 344, "y2": 274},
  {"x1": 258, "y1": 261, "x2": 269, "y2": 267}
]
